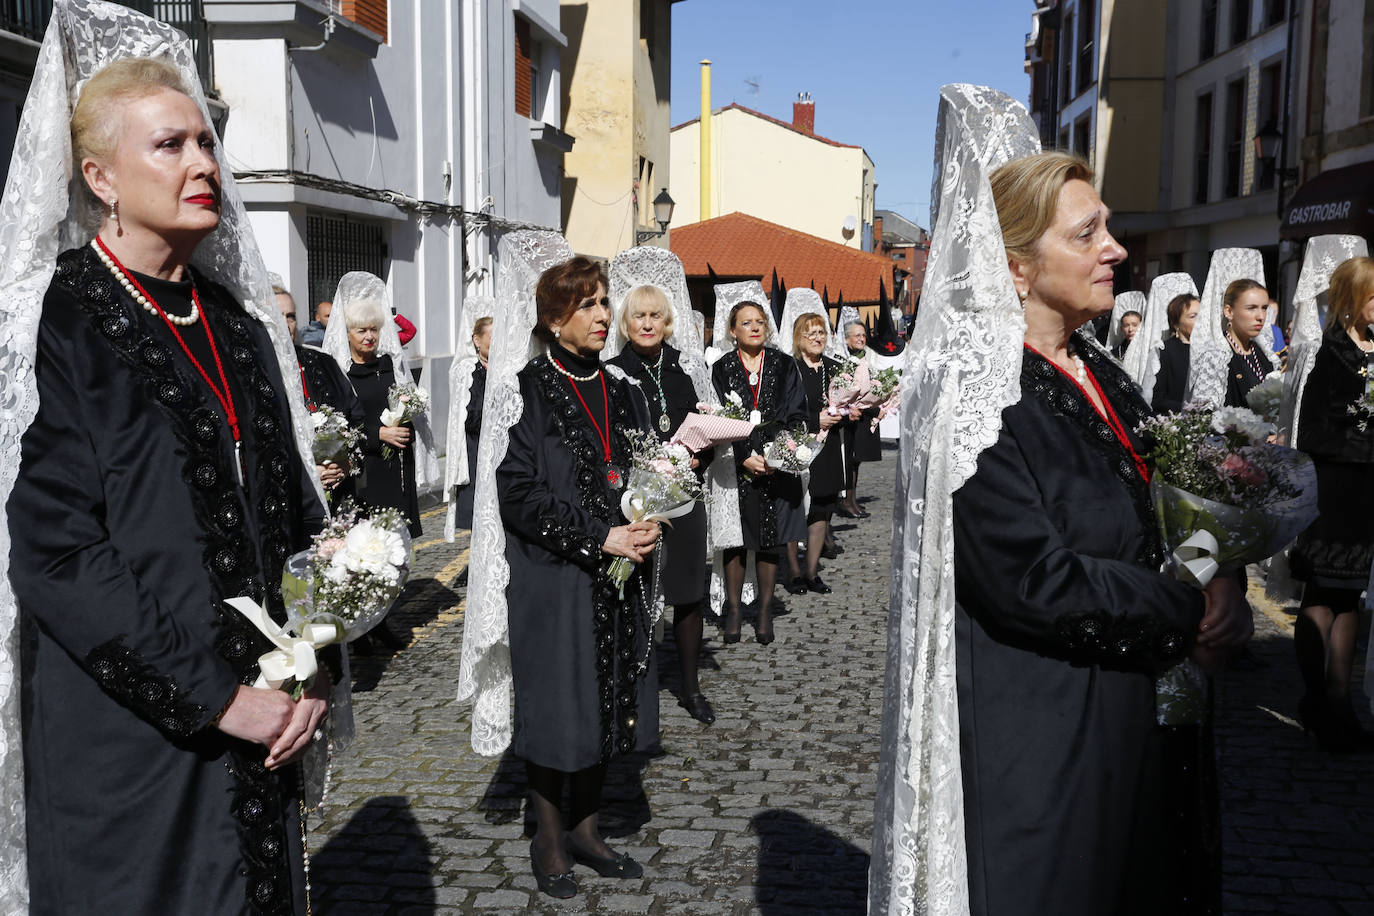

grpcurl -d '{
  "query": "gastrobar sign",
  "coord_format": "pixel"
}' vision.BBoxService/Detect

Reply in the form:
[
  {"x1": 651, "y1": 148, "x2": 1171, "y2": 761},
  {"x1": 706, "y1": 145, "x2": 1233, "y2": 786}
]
[{"x1": 1285, "y1": 199, "x2": 1354, "y2": 225}]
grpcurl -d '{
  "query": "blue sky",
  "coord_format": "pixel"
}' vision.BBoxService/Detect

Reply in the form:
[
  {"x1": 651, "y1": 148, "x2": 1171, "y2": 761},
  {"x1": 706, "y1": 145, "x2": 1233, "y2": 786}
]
[{"x1": 669, "y1": 0, "x2": 1034, "y2": 229}]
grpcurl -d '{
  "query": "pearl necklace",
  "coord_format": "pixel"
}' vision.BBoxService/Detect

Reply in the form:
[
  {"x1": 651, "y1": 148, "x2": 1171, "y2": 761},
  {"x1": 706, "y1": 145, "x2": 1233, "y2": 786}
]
[
  {"x1": 91, "y1": 238, "x2": 199, "y2": 326},
  {"x1": 549, "y1": 356, "x2": 600, "y2": 382}
]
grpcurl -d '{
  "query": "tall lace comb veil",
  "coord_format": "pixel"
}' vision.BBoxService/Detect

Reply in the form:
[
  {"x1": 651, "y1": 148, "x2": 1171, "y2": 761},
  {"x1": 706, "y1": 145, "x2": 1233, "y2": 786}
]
[{"x1": 870, "y1": 83, "x2": 1041, "y2": 916}]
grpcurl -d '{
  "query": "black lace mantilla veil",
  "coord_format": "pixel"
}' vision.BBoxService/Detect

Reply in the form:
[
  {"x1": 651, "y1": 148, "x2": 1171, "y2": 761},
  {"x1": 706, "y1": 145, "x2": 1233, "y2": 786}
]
[
  {"x1": 0, "y1": 1, "x2": 325, "y2": 907},
  {"x1": 456, "y1": 230, "x2": 573, "y2": 756},
  {"x1": 869, "y1": 84, "x2": 1041, "y2": 916}
]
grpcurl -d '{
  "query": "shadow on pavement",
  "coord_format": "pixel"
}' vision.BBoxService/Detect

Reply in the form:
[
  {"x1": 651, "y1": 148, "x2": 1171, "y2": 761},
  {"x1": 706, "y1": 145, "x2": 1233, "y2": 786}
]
[
  {"x1": 475, "y1": 747, "x2": 656, "y2": 840},
  {"x1": 350, "y1": 576, "x2": 461, "y2": 692},
  {"x1": 312, "y1": 795, "x2": 436, "y2": 913},
  {"x1": 751, "y1": 809, "x2": 869, "y2": 915}
]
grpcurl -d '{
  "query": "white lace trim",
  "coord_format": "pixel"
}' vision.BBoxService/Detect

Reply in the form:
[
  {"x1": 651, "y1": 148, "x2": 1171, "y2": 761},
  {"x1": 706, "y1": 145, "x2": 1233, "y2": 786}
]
[
  {"x1": 1122, "y1": 272, "x2": 1198, "y2": 404},
  {"x1": 1108, "y1": 290, "x2": 1146, "y2": 353},
  {"x1": 1185, "y1": 248, "x2": 1267, "y2": 408},
  {"x1": 444, "y1": 295, "x2": 495, "y2": 541},
  {"x1": 777, "y1": 288, "x2": 848, "y2": 361}
]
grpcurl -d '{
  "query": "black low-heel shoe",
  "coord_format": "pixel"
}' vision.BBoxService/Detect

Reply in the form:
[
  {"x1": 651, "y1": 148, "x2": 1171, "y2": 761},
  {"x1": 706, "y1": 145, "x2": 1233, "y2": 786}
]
[
  {"x1": 820, "y1": 544, "x2": 842, "y2": 559},
  {"x1": 783, "y1": 576, "x2": 808, "y2": 595},
  {"x1": 530, "y1": 842, "x2": 577, "y2": 899},
  {"x1": 679, "y1": 692, "x2": 716, "y2": 724},
  {"x1": 722, "y1": 606, "x2": 742, "y2": 644},
  {"x1": 755, "y1": 621, "x2": 775, "y2": 645},
  {"x1": 807, "y1": 576, "x2": 832, "y2": 594},
  {"x1": 567, "y1": 839, "x2": 644, "y2": 878}
]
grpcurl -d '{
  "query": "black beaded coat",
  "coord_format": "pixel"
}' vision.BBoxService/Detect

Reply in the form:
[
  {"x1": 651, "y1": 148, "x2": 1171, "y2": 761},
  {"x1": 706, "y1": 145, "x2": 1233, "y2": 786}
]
[
  {"x1": 498, "y1": 347, "x2": 658, "y2": 771},
  {"x1": 9, "y1": 246, "x2": 325, "y2": 916},
  {"x1": 710, "y1": 347, "x2": 808, "y2": 550},
  {"x1": 952, "y1": 343, "x2": 1204, "y2": 916},
  {"x1": 1289, "y1": 327, "x2": 1374, "y2": 587}
]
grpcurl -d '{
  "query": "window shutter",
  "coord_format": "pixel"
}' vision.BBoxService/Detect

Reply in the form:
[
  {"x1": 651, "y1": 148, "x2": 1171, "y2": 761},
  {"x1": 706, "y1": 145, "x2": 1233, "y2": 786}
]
[
  {"x1": 342, "y1": 0, "x2": 388, "y2": 43},
  {"x1": 514, "y1": 17, "x2": 532, "y2": 118}
]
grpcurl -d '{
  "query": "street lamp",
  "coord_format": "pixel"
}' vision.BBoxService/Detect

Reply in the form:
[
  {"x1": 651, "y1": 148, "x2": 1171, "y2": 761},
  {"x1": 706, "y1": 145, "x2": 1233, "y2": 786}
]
[
  {"x1": 635, "y1": 189, "x2": 676, "y2": 244},
  {"x1": 1253, "y1": 119, "x2": 1297, "y2": 185}
]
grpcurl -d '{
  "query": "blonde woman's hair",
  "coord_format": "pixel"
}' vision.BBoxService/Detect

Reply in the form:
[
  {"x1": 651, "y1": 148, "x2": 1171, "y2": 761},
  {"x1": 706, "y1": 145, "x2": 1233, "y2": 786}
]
[
  {"x1": 989, "y1": 151, "x2": 1095, "y2": 266},
  {"x1": 344, "y1": 298, "x2": 388, "y2": 331},
  {"x1": 792, "y1": 313, "x2": 828, "y2": 354},
  {"x1": 71, "y1": 57, "x2": 190, "y2": 167},
  {"x1": 618, "y1": 284, "x2": 675, "y2": 343},
  {"x1": 472, "y1": 316, "x2": 493, "y2": 336},
  {"x1": 1326, "y1": 256, "x2": 1374, "y2": 332}
]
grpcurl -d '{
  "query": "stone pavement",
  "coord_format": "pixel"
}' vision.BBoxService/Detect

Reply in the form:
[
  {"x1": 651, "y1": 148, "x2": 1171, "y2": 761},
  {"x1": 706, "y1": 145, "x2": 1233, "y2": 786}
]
[{"x1": 308, "y1": 444, "x2": 1374, "y2": 914}]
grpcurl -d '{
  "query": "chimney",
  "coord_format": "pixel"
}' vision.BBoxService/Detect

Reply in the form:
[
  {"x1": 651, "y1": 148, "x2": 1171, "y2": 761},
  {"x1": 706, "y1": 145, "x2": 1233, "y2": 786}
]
[
  {"x1": 873, "y1": 215, "x2": 884, "y2": 249},
  {"x1": 792, "y1": 91, "x2": 814, "y2": 134}
]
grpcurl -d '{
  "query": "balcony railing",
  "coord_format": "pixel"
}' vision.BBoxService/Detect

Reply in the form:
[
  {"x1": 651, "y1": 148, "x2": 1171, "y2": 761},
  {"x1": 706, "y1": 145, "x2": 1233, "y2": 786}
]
[{"x1": 0, "y1": 0, "x2": 211, "y2": 91}]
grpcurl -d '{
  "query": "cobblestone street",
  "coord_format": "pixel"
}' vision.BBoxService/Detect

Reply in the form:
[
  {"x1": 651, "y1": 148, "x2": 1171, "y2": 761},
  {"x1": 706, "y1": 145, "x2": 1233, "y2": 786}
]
[{"x1": 309, "y1": 445, "x2": 1374, "y2": 915}]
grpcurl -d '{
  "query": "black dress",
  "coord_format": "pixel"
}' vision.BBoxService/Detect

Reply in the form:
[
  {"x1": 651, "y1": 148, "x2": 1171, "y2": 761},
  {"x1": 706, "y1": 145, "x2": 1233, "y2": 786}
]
[
  {"x1": 846, "y1": 350, "x2": 884, "y2": 462},
  {"x1": 298, "y1": 344, "x2": 363, "y2": 505},
  {"x1": 10, "y1": 247, "x2": 325, "y2": 916},
  {"x1": 1151, "y1": 336, "x2": 1190, "y2": 414},
  {"x1": 608, "y1": 345, "x2": 710, "y2": 605},
  {"x1": 348, "y1": 353, "x2": 422, "y2": 537},
  {"x1": 1289, "y1": 328, "x2": 1374, "y2": 589},
  {"x1": 452, "y1": 362, "x2": 486, "y2": 531},
  {"x1": 952, "y1": 343, "x2": 1204, "y2": 916},
  {"x1": 795, "y1": 355, "x2": 846, "y2": 504},
  {"x1": 1223, "y1": 343, "x2": 1273, "y2": 407},
  {"x1": 498, "y1": 344, "x2": 659, "y2": 770},
  {"x1": 711, "y1": 347, "x2": 809, "y2": 551}
]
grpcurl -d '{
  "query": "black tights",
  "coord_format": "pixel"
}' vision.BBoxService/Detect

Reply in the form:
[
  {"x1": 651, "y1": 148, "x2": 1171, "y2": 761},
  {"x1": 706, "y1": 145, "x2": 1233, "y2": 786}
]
[
  {"x1": 787, "y1": 512, "x2": 832, "y2": 581},
  {"x1": 1295, "y1": 584, "x2": 1364, "y2": 702},
  {"x1": 526, "y1": 761, "x2": 612, "y2": 872},
  {"x1": 722, "y1": 547, "x2": 778, "y2": 634},
  {"x1": 673, "y1": 600, "x2": 706, "y2": 696}
]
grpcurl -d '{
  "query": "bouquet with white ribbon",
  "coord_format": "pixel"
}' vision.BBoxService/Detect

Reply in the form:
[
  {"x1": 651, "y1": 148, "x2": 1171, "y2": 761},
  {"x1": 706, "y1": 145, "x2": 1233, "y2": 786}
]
[
  {"x1": 228, "y1": 503, "x2": 412, "y2": 698},
  {"x1": 826, "y1": 359, "x2": 871, "y2": 418},
  {"x1": 608, "y1": 431, "x2": 703, "y2": 596},
  {"x1": 380, "y1": 381, "x2": 430, "y2": 458},
  {"x1": 1142, "y1": 405, "x2": 1318, "y2": 725},
  {"x1": 310, "y1": 403, "x2": 362, "y2": 474},
  {"x1": 763, "y1": 424, "x2": 824, "y2": 474}
]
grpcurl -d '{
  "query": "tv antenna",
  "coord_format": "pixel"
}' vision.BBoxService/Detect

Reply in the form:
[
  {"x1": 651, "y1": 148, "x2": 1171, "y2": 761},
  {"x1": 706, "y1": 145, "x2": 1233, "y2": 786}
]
[{"x1": 744, "y1": 75, "x2": 761, "y2": 100}]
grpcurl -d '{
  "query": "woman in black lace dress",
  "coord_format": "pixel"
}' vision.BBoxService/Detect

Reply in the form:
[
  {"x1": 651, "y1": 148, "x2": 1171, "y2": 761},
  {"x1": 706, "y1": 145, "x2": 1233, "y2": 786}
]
[
  {"x1": 1288, "y1": 255, "x2": 1374, "y2": 751},
  {"x1": 498, "y1": 258, "x2": 661, "y2": 899},
  {"x1": 710, "y1": 301, "x2": 808, "y2": 644}
]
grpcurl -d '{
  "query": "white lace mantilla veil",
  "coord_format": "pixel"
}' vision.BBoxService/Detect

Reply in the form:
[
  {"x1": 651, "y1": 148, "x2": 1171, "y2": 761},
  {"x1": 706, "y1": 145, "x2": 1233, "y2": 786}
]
[
  {"x1": 0, "y1": 1, "x2": 328, "y2": 905},
  {"x1": 456, "y1": 229, "x2": 572, "y2": 756},
  {"x1": 1281, "y1": 235, "x2": 1368, "y2": 446},
  {"x1": 1184, "y1": 248, "x2": 1269, "y2": 408},
  {"x1": 869, "y1": 83, "x2": 1041, "y2": 916},
  {"x1": 778, "y1": 287, "x2": 846, "y2": 360},
  {"x1": 321, "y1": 271, "x2": 440, "y2": 490},
  {"x1": 835, "y1": 304, "x2": 863, "y2": 359},
  {"x1": 443, "y1": 294, "x2": 496, "y2": 541},
  {"x1": 605, "y1": 246, "x2": 743, "y2": 560},
  {"x1": 1123, "y1": 272, "x2": 1199, "y2": 402},
  {"x1": 1108, "y1": 290, "x2": 1146, "y2": 352}
]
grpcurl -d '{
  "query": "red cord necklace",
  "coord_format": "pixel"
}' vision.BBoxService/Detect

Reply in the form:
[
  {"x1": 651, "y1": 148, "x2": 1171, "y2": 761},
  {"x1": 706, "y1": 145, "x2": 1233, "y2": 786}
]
[
  {"x1": 551, "y1": 358, "x2": 619, "y2": 485},
  {"x1": 95, "y1": 236, "x2": 246, "y2": 486},
  {"x1": 1025, "y1": 344, "x2": 1150, "y2": 482}
]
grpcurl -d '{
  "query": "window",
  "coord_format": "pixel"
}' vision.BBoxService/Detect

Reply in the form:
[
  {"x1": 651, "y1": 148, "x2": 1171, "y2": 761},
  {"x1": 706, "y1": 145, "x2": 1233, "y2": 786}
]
[
  {"x1": 514, "y1": 16, "x2": 532, "y2": 118},
  {"x1": 306, "y1": 212, "x2": 387, "y2": 314},
  {"x1": 1060, "y1": 12, "x2": 1074, "y2": 104},
  {"x1": 1223, "y1": 78, "x2": 1247, "y2": 198},
  {"x1": 1200, "y1": 0, "x2": 1218, "y2": 60},
  {"x1": 1231, "y1": 0, "x2": 1250, "y2": 45},
  {"x1": 1363, "y1": 2, "x2": 1374, "y2": 119},
  {"x1": 1256, "y1": 62, "x2": 1282, "y2": 189},
  {"x1": 1077, "y1": 1, "x2": 1096, "y2": 95},
  {"x1": 1265, "y1": 0, "x2": 1286, "y2": 28},
  {"x1": 1058, "y1": 126, "x2": 1070, "y2": 150},
  {"x1": 1194, "y1": 92, "x2": 1213, "y2": 204},
  {"x1": 340, "y1": 0, "x2": 388, "y2": 43},
  {"x1": 1073, "y1": 116, "x2": 1092, "y2": 163}
]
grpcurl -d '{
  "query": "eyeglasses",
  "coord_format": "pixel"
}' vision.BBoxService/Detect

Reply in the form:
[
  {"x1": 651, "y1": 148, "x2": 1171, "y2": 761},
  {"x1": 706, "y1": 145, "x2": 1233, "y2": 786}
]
[{"x1": 802, "y1": 331, "x2": 828, "y2": 340}]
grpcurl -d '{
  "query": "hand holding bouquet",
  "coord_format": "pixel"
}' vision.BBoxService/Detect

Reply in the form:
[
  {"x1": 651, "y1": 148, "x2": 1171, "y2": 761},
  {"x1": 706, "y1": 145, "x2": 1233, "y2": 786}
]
[
  {"x1": 826, "y1": 359, "x2": 871, "y2": 418},
  {"x1": 763, "y1": 424, "x2": 824, "y2": 474},
  {"x1": 671, "y1": 394, "x2": 756, "y2": 452},
  {"x1": 228, "y1": 502, "x2": 412, "y2": 698},
  {"x1": 310, "y1": 403, "x2": 362, "y2": 476},
  {"x1": 380, "y1": 381, "x2": 430, "y2": 458},
  {"x1": 864, "y1": 367, "x2": 902, "y2": 430},
  {"x1": 608, "y1": 431, "x2": 703, "y2": 595}
]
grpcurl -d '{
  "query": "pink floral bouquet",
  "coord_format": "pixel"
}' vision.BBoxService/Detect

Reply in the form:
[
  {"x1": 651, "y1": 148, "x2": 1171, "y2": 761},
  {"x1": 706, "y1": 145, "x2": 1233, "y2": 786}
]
[
  {"x1": 608, "y1": 431, "x2": 703, "y2": 595},
  {"x1": 826, "y1": 359, "x2": 871, "y2": 418},
  {"x1": 863, "y1": 367, "x2": 902, "y2": 430},
  {"x1": 763, "y1": 424, "x2": 824, "y2": 475},
  {"x1": 309, "y1": 403, "x2": 362, "y2": 477}
]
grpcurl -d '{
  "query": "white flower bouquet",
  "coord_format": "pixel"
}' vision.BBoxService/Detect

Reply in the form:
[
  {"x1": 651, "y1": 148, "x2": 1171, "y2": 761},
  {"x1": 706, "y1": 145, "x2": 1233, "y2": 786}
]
[
  {"x1": 862, "y1": 367, "x2": 902, "y2": 430},
  {"x1": 697, "y1": 390, "x2": 749, "y2": 421},
  {"x1": 608, "y1": 431, "x2": 703, "y2": 595},
  {"x1": 380, "y1": 381, "x2": 430, "y2": 458},
  {"x1": 763, "y1": 424, "x2": 824, "y2": 474},
  {"x1": 826, "y1": 358, "x2": 871, "y2": 417},
  {"x1": 309, "y1": 403, "x2": 362, "y2": 475},
  {"x1": 1244, "y1": 371, "x2": 1284, "y2": 424},
  {"x1": 1348, "y1": 383, "x2": 1374, "y2": 432}
]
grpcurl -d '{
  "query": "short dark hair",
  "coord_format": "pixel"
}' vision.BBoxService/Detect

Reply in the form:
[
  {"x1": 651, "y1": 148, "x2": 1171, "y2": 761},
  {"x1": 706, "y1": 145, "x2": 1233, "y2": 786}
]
[
  {"x1": 534, "y1": 257, "x2": 606, "y2": 344},
  {"x1": 1166, "y1": 293, "x2": 1199, "y2": 330}
]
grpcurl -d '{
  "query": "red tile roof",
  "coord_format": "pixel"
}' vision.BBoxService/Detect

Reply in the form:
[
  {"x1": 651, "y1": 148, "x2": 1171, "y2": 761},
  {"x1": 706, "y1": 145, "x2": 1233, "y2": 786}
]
[
  {"x1": 670, "y1": 212, "x2": 897, "y2": 304},
  {"x1": 670, "y1": 102, "x2": 862, "y2": 151}
]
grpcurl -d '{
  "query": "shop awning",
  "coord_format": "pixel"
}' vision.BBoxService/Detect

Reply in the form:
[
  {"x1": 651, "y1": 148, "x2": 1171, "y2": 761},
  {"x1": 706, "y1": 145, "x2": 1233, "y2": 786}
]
[{"x1": 1280, "y1": 161, "x2": 1374, "y2": 240}]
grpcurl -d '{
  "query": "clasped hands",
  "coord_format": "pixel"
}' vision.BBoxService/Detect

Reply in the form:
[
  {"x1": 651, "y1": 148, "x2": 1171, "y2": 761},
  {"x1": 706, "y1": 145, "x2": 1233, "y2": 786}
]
[
  {"x1": 216, "y1": 670, "x2": 330, "y2": 770},
  {"x1": 603, "y1": 521, "x2": 661, "y2": 563},
  {"x1": 1191, "y1": 575, "x2": 1255, "y2": 672}
]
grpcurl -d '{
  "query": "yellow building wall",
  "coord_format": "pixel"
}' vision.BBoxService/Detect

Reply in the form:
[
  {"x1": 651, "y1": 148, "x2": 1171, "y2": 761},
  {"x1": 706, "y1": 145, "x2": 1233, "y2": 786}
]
[
  {"x1": 1097, "y1": 0, "x2": 1165, "y2": 214},
  {"x1": 670, "y1": 107, "x2": 876, "y2": 247}
]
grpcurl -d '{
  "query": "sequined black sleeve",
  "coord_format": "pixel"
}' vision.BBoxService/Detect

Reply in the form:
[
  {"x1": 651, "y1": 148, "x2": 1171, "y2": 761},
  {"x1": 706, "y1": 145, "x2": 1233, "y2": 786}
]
[
  {"x1": 496, "y1": 373, "x2": 612, "y2": 570},
  {"x1": 9, "y1": 294, "x2": 240, "y2": 735},
  {"x1": 951, "y1": 411, "x2": 1202, "y2": 672}
]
